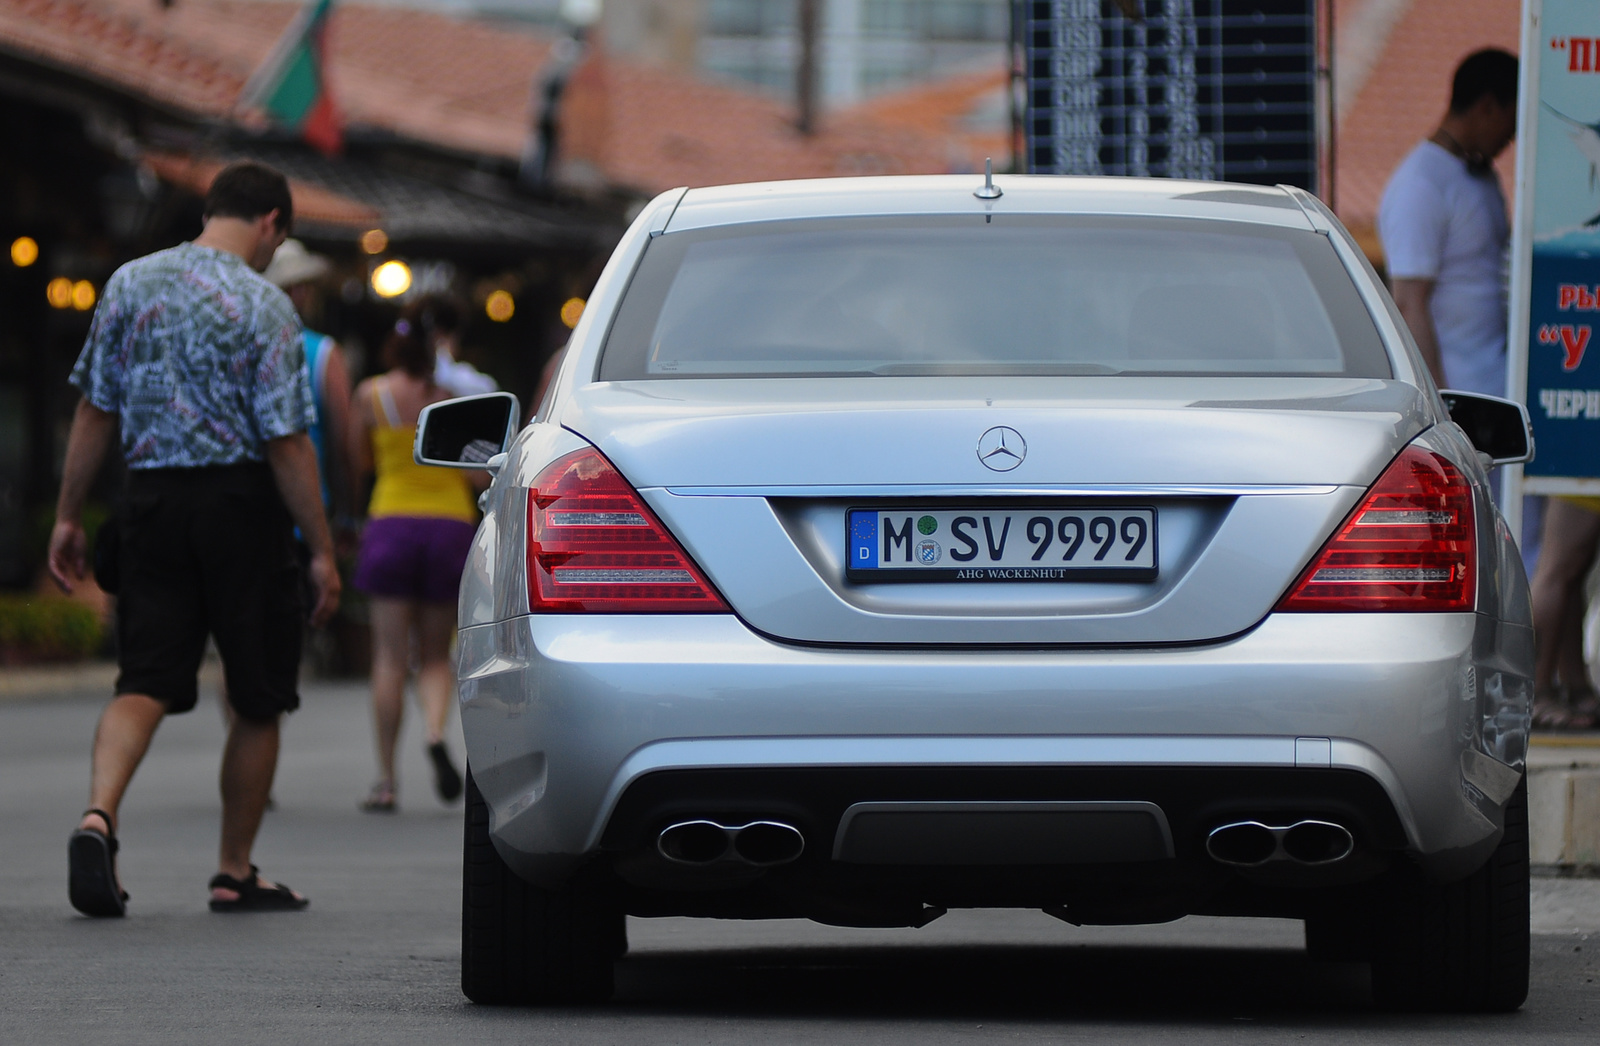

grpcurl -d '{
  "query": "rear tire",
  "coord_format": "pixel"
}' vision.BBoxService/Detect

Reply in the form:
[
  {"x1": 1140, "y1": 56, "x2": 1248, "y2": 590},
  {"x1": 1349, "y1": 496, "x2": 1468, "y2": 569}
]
[
  {"x1": 1369, "y1": 779, "x2": 1529, "y2": 1012},
  {"x1": 461, "y1": 766, "x2": 623, "y2": 1005}
]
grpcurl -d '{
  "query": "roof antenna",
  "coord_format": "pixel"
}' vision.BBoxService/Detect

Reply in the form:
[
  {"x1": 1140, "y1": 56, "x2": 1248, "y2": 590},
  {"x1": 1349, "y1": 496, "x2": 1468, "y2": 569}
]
[{"x1": 974, "y1": 158, "x2": 1002, "y2": 200}]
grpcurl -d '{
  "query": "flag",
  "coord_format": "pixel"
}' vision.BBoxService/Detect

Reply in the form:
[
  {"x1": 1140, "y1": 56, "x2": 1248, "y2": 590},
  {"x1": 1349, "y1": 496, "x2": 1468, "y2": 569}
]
[{"x1": 238, "y1": 0, "x2": 342, "y2": 154}]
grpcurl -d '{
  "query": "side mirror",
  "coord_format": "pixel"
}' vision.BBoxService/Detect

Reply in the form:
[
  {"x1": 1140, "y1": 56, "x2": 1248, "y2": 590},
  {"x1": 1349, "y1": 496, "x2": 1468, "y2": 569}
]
[
  {"x1": 414, "y1": 392, "x2": 521, "y2": 469},
  {"x1": 1440, "y1": 390, "x2": 1535, "y2": 466}
]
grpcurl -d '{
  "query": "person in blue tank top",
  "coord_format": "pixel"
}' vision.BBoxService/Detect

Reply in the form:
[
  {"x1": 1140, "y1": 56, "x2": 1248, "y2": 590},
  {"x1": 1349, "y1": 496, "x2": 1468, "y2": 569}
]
[{"x1": 264, "y1": 239, "x2": 353, "y2": 520}]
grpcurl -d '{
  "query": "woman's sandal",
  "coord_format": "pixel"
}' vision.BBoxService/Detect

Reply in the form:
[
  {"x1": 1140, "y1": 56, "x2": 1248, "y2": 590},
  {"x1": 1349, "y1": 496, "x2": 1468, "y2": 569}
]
[
  {"x1": 1533, "y1": 697, "x2": 1575, "y2": 730},
  {"x1": 359, "y1": 782, "x2": 396, "y2": 813},
  {"x1": 1534, "y1": 689, "x2": 1600, "y2": 732},
  {"x1": 68, "y1": 807, "x2": 129, "y2": 918},
  {"x1": 208, "y1": 865, "x2": 309, "y2": 912},
  {"x1": 1562, "y1": 687, "x2": 1600, "y2": 730}
]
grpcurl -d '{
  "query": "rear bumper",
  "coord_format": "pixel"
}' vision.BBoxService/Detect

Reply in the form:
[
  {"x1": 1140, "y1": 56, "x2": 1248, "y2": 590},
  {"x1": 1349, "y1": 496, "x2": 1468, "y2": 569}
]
[{"x1": 457, "y1": 611, "x2": 1530, "y2": 889}]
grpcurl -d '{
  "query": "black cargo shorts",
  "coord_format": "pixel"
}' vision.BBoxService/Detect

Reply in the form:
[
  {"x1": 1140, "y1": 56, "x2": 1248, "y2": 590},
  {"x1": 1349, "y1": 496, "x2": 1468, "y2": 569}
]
[{"x1": 113, "y1": 463, "x2": 303, "y2": 721}]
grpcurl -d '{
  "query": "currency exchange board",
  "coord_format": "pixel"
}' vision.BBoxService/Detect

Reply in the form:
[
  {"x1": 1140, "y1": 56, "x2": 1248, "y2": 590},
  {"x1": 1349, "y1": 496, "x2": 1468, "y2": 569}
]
[{"x1": 1023, "y1": 0, "x2": 1318, "y2": 190}]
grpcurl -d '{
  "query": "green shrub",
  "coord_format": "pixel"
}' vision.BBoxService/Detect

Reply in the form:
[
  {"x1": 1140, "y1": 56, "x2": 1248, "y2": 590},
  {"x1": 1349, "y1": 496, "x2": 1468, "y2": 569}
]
[{"x1": 0, "y1": 596, "x2": 104, "y2": 662}]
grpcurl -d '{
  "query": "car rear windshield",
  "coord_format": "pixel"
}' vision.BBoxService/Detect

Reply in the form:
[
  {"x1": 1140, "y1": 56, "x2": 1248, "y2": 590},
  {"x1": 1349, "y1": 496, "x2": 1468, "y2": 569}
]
[{"x1": 599, "y1": 215, "x2": 1391, "y2": 380}]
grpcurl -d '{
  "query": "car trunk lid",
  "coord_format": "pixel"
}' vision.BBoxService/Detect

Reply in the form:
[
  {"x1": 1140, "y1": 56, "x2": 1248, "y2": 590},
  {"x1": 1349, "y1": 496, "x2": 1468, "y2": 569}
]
[{"x1": 558, "y1": 376, "x2": 1429, "y2": 645}]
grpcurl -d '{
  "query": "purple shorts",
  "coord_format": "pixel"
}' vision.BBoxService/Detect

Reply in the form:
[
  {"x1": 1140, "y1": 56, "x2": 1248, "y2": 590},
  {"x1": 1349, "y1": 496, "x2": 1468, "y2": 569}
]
[{"x1": 353, "y1": 516, "x2": 476, "y2": 604}]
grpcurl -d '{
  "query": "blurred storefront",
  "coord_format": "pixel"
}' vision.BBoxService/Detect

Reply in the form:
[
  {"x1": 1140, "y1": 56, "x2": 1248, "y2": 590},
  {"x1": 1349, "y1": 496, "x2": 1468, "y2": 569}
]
[
  {"x1": 0, "y1": 0, "x2": 626, "y2": 593},
  {"x1": 0, "y1": 0, "x2": 1014, "y2": 599}
]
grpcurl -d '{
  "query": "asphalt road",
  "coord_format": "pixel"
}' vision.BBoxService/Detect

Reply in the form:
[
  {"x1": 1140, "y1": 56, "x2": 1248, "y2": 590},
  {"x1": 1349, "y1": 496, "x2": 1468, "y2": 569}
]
[{"x1": 2, "y1": 677, "x2": 1599, "y2": 1044}]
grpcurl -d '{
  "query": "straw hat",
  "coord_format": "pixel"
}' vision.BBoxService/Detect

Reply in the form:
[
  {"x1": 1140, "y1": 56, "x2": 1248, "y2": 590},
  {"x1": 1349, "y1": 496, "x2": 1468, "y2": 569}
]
[{"x1": 264, "y1": 239, "x2": 331, "y2": 288}]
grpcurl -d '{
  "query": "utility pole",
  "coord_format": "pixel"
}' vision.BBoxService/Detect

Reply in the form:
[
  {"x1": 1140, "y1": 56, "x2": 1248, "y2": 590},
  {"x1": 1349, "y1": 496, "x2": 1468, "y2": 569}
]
[
  {"x1": 1317, "y1": 0, "x2": 1336, "y2": 210},
  {"x1": 797, "y1": 0, "x2": 819, "y2": 135}
]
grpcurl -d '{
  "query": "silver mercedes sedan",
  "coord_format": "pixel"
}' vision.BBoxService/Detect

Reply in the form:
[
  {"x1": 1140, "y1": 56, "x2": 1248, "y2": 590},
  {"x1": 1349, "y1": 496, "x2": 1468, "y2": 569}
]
[{"x1": 419, "y1": 175, "x2": 1535, "y2": 1012}]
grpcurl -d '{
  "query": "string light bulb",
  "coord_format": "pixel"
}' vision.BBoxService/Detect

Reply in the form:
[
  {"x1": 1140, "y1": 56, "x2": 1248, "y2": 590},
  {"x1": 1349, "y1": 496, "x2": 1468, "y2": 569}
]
[
  {"x1": 485, "y1": 290, "x2": 515, "y2": 322},
  {"x1": 10, "y1": 237, "x2": 39, "y2": 267},
  {"x1": 370, "y1": 260, "x2": 412, "y2": 298},
  {"x1": 46, "y1": 277, "x2": 73, "y2": 309}
]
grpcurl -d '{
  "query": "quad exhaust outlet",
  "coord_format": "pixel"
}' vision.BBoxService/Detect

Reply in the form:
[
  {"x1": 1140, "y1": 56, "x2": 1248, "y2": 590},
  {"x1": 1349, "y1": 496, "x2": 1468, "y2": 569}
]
[
  {"x1": 1206, "y1": 819, "x2": 1354, "y2": 867},
  {"x1": 657, "y1": 819, "x2": 806, "y2": 867}
]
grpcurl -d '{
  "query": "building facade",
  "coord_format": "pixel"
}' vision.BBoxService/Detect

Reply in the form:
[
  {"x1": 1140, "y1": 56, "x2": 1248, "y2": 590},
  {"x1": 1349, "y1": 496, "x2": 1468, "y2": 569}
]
[
  {"x1": 582, "y1": 0, "x2": 1008, "y2": 104},
  {"x1": 703, "y1": 0, "x2": 1006, "y2": 103}
]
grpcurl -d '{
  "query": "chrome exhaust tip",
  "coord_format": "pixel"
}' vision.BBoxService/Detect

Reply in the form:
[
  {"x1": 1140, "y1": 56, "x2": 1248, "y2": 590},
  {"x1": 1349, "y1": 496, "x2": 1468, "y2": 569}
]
[
  {"x1": 657, "y1": 819, "x2": 806, "y2": 866},
  {"x1": 730, "y1": 821, "x2": 805, "y2": 866},
  {"x1": 1281, "y1": 820, "x2": 1354, "y2": 865},
  {"x1": 1206, "y1": 819, "x2": 1354, "y2": 867},
  {"x1": 658, "y1": 820, "x2": 733, "y2": 864},
  {"x1": 1205, "y1": 821, "x2": 1278, "y2": 866}
]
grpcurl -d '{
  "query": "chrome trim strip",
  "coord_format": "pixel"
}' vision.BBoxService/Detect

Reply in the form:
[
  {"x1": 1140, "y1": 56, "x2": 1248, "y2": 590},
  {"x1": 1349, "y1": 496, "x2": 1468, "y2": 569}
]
[{"x1": 657, "y1": 484, "x2": 1342, "y2": 498}]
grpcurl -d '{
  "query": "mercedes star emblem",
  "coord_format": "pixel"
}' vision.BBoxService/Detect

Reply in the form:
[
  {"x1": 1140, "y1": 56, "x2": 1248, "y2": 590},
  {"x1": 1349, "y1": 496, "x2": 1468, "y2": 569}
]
[{"x1": 976, "y1": 426, "x2": 1026, "y2": 471}]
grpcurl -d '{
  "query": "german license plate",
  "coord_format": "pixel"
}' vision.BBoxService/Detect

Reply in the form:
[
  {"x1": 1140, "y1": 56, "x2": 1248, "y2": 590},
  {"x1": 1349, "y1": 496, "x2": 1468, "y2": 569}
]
[{"x1": 847, "y1": 507, "x2": 1158, "y2": 582}]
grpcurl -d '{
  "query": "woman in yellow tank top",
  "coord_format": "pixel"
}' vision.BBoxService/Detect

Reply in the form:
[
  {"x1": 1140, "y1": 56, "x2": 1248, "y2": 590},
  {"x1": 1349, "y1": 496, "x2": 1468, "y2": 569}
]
[{"x1": 348, "y1": 313, "x2": 478, "y2": 811}]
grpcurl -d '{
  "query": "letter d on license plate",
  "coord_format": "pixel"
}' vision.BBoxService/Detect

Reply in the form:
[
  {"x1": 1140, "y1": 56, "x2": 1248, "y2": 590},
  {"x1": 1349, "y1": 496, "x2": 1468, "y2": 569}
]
[{"x1": 847, "y1": 507, "x2": 1158, "y2": 583}]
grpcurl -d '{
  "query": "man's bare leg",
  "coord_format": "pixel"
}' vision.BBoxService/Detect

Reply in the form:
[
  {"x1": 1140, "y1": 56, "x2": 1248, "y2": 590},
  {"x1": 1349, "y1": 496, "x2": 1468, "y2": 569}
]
[
  {"x1": 213, "y1": 713, "x2": 301, "y2": 902},
  {"x1": 77, "y1": 693, "x2": 166, "y2": 837}
]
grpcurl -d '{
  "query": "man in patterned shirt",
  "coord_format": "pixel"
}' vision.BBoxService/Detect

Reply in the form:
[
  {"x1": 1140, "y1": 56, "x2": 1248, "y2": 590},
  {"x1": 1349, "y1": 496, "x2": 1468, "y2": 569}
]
[{"x1": 48, "y1": 162, "x2": 341, "y2": 916}]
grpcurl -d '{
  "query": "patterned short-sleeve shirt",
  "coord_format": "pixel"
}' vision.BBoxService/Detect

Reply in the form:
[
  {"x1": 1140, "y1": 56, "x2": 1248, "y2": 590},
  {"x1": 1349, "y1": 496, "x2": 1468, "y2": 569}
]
[{"x1": 69, "y1": 242, "x2": 314, "y2": 469}]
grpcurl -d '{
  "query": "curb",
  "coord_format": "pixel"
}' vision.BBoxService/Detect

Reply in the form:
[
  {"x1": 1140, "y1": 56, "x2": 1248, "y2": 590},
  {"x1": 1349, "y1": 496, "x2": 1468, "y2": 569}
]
[
  {"x1": 1528, "y1": 737, "x2": 1600, "y2": 870},
  {"x1": 1535, "y1": 863, "x2": 1600, "y2": 879},
  {"x1": 1532, "y1": 733, "x2": 1600, "y2": 748}
]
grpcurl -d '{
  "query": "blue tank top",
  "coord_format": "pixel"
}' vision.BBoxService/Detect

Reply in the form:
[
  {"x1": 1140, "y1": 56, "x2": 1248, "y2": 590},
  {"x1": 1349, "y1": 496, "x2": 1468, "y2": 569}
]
[{"x1": 302, "y1": 331, "x2": 334, "y2": 506}]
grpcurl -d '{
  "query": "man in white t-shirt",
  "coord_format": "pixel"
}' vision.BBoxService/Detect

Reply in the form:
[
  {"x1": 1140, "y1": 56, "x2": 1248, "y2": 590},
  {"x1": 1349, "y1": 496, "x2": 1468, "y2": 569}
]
[
  {"x1": 1381, "y1": 49, "x2": 1600, "y2": 729},
  {"x1": 1378, "y1": 48, "x2": 1518, "y2": 396},
  {"x1": 1379, "y1": 49, "x2": 1544, "y2": 556}
]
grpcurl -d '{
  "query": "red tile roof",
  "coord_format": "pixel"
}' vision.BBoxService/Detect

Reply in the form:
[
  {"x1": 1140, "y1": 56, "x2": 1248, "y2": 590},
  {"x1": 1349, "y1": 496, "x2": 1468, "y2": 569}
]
[
  {"x1": 0, "y1": 0, "x2": 979, "y2": 195},
  {"x1": 0, "y1": 0, "x2": 244, "y2": 114},
  {"x1": 844, "y1": 67, "x2": 1012, "y2": 174},
  {"x1": 557, "y1": 51, "x2": 961, "y2": 194},
  {"x1": 0, "y1": 0, "x2": 551, "y2": 158}
]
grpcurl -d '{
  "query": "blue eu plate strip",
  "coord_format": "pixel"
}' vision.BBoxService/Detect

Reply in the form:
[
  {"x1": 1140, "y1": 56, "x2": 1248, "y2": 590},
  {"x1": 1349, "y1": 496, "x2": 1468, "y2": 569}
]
[{"x1": 849, "y1": 510, "x2": 878, "y2": 569}]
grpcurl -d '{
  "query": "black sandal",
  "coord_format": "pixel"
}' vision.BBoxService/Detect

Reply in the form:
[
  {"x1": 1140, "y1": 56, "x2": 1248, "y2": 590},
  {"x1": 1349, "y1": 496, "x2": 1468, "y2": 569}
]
[
  {"x1": 68, "y1": 807, "x2": 128, "y2": 918},
  {"x1": 428, "y1": 741, "x2": 463, "y2": 803},
  {"x1": 208, "y1": 865, "x2": 309, "y2": 912}
]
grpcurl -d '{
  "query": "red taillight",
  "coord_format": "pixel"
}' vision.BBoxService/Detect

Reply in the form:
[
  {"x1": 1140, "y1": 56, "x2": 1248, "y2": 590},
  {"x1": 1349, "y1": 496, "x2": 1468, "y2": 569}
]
[
  {"x1": 526, "y1": 448, "x2": 728, "y2": 613},
  {"x1": 1276, "y1": 445, "x2": 1476, "y2": 612}
]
